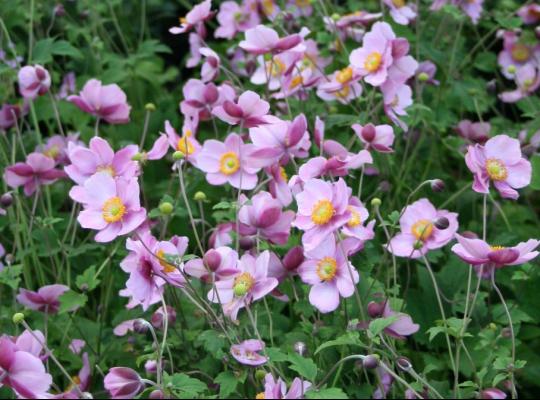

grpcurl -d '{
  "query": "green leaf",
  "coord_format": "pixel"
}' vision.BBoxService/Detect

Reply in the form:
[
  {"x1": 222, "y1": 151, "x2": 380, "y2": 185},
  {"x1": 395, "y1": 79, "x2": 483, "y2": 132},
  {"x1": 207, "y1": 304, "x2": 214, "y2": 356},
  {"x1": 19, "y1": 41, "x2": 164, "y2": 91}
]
[
  {"x1": 368, "y1": 316, "x2": 400, "y2": 336},
  {"x1": 32, "y1": 38, "x2": 54, "y2": 63},
  {"x1": 0, "y1": 265, "x2": 23, "y2": 290},
  {"x1": 288, "y1": 353, "x2": 318, "y2": 381},
  {"x1": 266, "y1": 347, "x2": 289, "y2": 362},
  {"x1": 75, "y1": 265, "x2": 100, "y2": 292},
  {"x1": 214, "y1": 371, "x2": 238, "y2": 398},
  {"x1": 530, "y1": 155, "x2": 540, "y2": 190},
  {"x1": 51, "y1": 40, "x2": 83, "y2": 59},
  {"x1": 196, "y1": 330, "x2": 227, "y2": 356},
  {"x1": 58, "y1": 290, "x2": 87, "y2": 314},
  {"x1": 167, "y1": 373, "x2": 207, "y2": 398},
  {"x1": 306, "y1": 388, "x2": 348, "y2": 399},
  {"x1": 314, "y1": 332, "x2": 364, "y2": 355}
]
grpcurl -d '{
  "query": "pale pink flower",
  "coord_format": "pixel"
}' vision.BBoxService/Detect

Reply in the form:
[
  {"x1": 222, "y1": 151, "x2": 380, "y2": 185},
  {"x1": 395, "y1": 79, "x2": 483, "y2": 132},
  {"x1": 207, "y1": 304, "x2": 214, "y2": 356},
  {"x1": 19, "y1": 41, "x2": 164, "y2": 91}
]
[
  {"x1": 353, "y1": 123, "x2": 395, "y2": 153},
  {"x1": 317, "y1": 66, "x2": 363, "y2": 104},
  {"x1": 104, "y1": 367, "x2": 145, "y2": 399},
  {"x1": 239, "y1": 25, "x2": 305, "y2": 55},
  {"x1": 169, "y1": 0, "x2": 213, "y2": 37},
  {"x1": 230, "y1": 339, "x2": 268, "y2": 366},
  {"x1": 163, "y1": 119, "x2": 201, "y2": 165},
  {"x1": 16, "y1": 284, "x2": 69, "y2": 314},
  {"x1": 37, "y1": 133, "x2": 83, "y2": 166},
  {"x1": 185, "y1": 247, "x2": 239, "y2": 283},
  {"x1": 180, "y1": 79, "x2": 235, "y2": 121},
  {"x1": 367, "y1": 299, "x2": 419, "y2": 339},
  {"x1": 250, "y1": 51, "x2": 302, "y2": 91},
  {"x1": 17, "y1": 65, "x2": 51, "y2": 99},
  {"x1": 4, "y1": 152, "x2": 66, "y2": 196},
  {"x1": 200, "y1": 47, "x2": 221, "y2": 82},
  {"x1": 341, "y1": 196, "x2": 376, "y2": 250},
  {"x1": 261, "y1": 373, "x2": 312, "y2": 399},
  {"x1": 499, "y1": 65, "x2": 540, "y2": 103},
  {"x1": 68, "y1": 79, "x2": 131, "y2": 124},
  {"x1": 497, "y1": 31, "x2": 540, "y2": 79},
  {"x1": 212, "y1": 90, "x2": 271, "y2": 128},
  {"x1": 215, "y1": 1, "x2": 260, "y2": 39},
  {"x1": 69, "y1": 172, "x2": 146, "y2": 242},
  {"x1": 465, "y1": 134, "x2": 532, "y2": 199},
  {"x1": 209, "y1": 222, "x2": 235, "y2": 248},
  {"x1": 384, "y1": 0, "x2": 417, "y2": 25},
  {"x1": 197, "y1": 133, "x2": 260, "y2": 190},
  {"x1": 517, "y1": 4, "x2": 540, "y2": 25},
  {"x1": 456, "y1": 120, "x2": 490, "y2": 144}
]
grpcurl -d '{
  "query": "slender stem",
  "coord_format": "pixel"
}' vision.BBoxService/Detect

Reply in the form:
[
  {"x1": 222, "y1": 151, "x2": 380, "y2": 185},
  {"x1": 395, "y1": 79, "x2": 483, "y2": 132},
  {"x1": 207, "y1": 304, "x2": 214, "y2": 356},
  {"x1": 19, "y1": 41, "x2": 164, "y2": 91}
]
[
  {"x1": 139, "y1": 110, "x2": 151, "y2": 149},
  {"x1": 158, "y1": 294, "x2": 169, "y2": 388},
  {"x1": 491, "y1": 270, "x2": 517, "y2": 399},
  {"x1": 48, "y1": 92, "x2": 66, "y2": 136},
  {"x1": 146, "y1": 320, "x2": 163, "y2": 387},
  {"x1": 28, "y1": 0, "x2": 35, "y2": 61},
  {"x1": 94, "y1": 118, "x2": 101, "y2": 137},
  {"x1": 482, "y1": 194, "x2": 488, "y2": 241},
  {"x1": 177, "y1": 161, "x2": 205, "y2": 256}
]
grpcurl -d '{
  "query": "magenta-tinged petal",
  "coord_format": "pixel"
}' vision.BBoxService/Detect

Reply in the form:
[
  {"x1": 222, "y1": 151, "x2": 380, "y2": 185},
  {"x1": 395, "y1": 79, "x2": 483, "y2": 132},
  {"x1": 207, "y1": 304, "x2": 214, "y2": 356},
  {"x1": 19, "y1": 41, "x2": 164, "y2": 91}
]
[
  {"x1": 488, "y1": 248, "x2": 520, "y2": 265},
  {"x1": 309, "y1": 282, "x2": 340, "y2": 313}
]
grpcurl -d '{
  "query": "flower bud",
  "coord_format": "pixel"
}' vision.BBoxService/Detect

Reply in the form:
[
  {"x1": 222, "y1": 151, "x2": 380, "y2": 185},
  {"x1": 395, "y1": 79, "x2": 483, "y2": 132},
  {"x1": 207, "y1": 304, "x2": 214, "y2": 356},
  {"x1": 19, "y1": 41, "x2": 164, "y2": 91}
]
[
  {"x1": 362, "y1": 354, "x2": 380, "y2": 369},
  {"x1": 418, "y1": 72, "x2": 429, "y2": 82},
  {"x1": 149, "y1": 390, "x2": 165, "y2": 399},
  {"x1": 54, "y1": 4, "x2": 66, "y2": 17},
  {"x1": 371, "y1": 198, "x2": 382, "y2": 208},
  {"x1": 145, "y1": 103, "x2": 156, "y2": 112},
  {"x1": 159, "y1": 202, "x2": 174, "y2": 215},
  {"x1": 480, "y1": 388, "x2": 507, "y2": 399},
  {"x1": 434, "y1": 217, "x2": 449, "y2": 230},
  {"x1": 204, "y1": 249, "x2": 222, "y2": 271},
  {"x1": 294, "y1": 341, "x2": 307, "y2": 356},
  {"x1": 194, "y1": 191, "x2": 207, "y2": 202},
  {"x1": 331, "y1": 13, "x2": 340, "y2": 21},
  {"x1": 12, "y1": 313, "x2": 25, "y2": 324},
  {"x1": 255, "y1": 370, "x2": 267, "y2": 381},
  {"x1": 172, "y1": 151, "x2": 184, "y2": 160},
  {"x1": 0, "y1": 192, "x2": 13, "y2": 208},
  {"x1": 501, "y1": 327, "x2": 512, "y2": 338},
  {"x1": 133, "y1": 319, "x2": 149, "y2": 334},
  {"x1": 5, "y1": 253, "x2": 14, "y2": 265},
  {"x1": 367, "y1": 301, "x2": 384, "y2": 318},
  {"x1": 239, "y1": 237, "x2": 254, "y2": 250},
  {"x1": 430, "y1": 179, "x2": 445, "y2": 192},
  {"x1": 283, "y1": 246, "x2": 304, "y2": 271},
  {"x1": 396, "y1": 357, "x2": 412, "y2": 372}
]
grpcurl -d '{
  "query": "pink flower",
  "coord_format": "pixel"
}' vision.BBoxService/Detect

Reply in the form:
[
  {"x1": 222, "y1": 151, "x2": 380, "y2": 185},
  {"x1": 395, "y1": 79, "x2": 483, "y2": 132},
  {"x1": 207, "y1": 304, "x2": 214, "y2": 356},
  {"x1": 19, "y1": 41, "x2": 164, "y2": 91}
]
[
  {"x1": 37, "y1": 133, "x2": 83, "y2": 166},
  {"x1": 65, "y1": 137, "x2": 139, "y2": 185},
  {"x1": 499, "y1": 65, "x2": 540, "y2": 103},
  {"x1": 0, "y1": 103, "x2": 21, "y2": 130},
  {"x1": 298, "y1": 147, "x2": 372, "y2": 180},
  {"x1": 142, "y1": 134, "x2": 169, "y2": 162},
  {"x1": 17, "y1": 65, "x2": 51, "y2": 99},
  {"x1": 215, "y1": 1, "x2": 260, "y2": 40},
  {"x1": 200, "y1": 47, "x2": 220, "y2": 82},
  {"x1": 185, "y1": 247, "x2": 240, "y2": 283},
  {"x1": 316, "y1": 67, "x2": 363, "y2": 104},
  {"x1": 4, "y1": 152, "x2": 66, "y2": 196},
  {"x1": 480, "y1": 388, "x2": 507, "y2": 399},
  {"x1": 187, "y1": 33, "x2": 203, "y2": 68},
  {"x1": 415, "y1": 61, "x2": 439, "y2": 85},
  {"x1": 238, "y1": 191, "x2": 295, "y2": 245},
  {"x1": 57, "y1": 72, "x2": 76, "y2": 99},
  {"x1": 69, "y1": 339, "x2": 86, "y2": 355},
  {"x1": 151, "y1": 305, "x2": 177, "y2": 329},
  {"x1": 353, "y1": 123, "x2": 395, "y2": 153},
  {"x1": 197, "y1": 133, "x2": 260, "y2": 190},
  {"x1": 266, "y1": 164, "x2": 293, "y2": 207},
  {"x1": 230, "y1": 339, "x2": 268, "y2": 366},
  {"x1": 249, "y1": 114, "x2": 310, "y2": 167},
  {"x1": 239, "y1": 25, "x2": 304, "y2": 55},
  {"x1": 367, "y1": 299, "x2": 419, "y2": 339},
  {"x1": 260, "y1": 373, "x2": 312, "y2": 399},
  {"x1": 0, "y1": 333, "x2": 52, "y2": 399},
  {"x1": 517, "y1": 4, "x2": 540, "y2": 25},
  {"x1": 16, "y1": 284, "x2": 69, "y2": 314},
  {"x1": 212, "y1": 90, "x2": 271, "y2": 128},
  {"x1": 293, "y1": 178, "x2": 351, "y2": 252},
  {"x1": 169, "y1": 0, "x2": 213, "y2": 37},
  {"x1": 69, "y1": 172, "x2": 146, "y2": 242},
  {"x1": 180, "y1": 79, "x2": 235, "y2": 121},
  {"x1": 68, "y1": 79, "x2": 131, "y2": 124},
  {"x1": 349, "y1": 22, "x2": 395, "y2": 86},
  {"x1": 163, "y1": 119, "x2": 201, "y2": 164},
  {"x1": 250, "y1": 51, "x2": 302, "y2": 91},
  {"x1": 456, "y1": 119, "x2": 490, "y2": 144},
  {"x1": 381, "y1": 82, "x2": 413, "y2": 130},
  {"x1": 341, "y1": 196, "x2": 376, "y2": 249},
  {"x1": 465, "y1": 134, "x2": 532, "y2": 199},
  {"x1": 104, "y1": 367, "x2": 145, "y2": 399},
  {"x1": 384, "y1": 0, "x2": 417, "y2": 25},
  {"x1": 497, "y1": 31, "x2": 540, "y2": 79},
  {"x1": 209, "y1": 222, "x2": 235, "y2": 248},
  {"x1": 451, "y1": 234, "x2": 539, "y2": 279},
  {"x1": 431, "y1": 0, "x2": 484, "y2": 24},
  {"x1": 298, "y1": 238, "x2": 359, "y2": 313},
  {"x1": 208, "y1": 251, "x2": 278, "y2": 320},
  {"x1": 387, "y1": 198, "x2": 458, "y2": 258}
]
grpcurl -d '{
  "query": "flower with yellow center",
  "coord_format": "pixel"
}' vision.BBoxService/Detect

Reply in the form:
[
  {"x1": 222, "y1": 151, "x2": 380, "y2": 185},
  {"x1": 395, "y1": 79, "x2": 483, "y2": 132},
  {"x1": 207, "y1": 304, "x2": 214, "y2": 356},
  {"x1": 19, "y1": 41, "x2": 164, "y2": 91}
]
[
  {"x1": 262, "y1": 0, "x2": 274, "y2": 16},
  {"x1": 311, "y1": 199, "x2": 334, "y2": 225},
  {"x1": 96, "y1": 164, "x2": 116, "y2": 176},
  {"x1": 511, "y1": 44, "x2": 531, "y2": 63},
  {"x1": 177, "y1": 130, "x2": 195, "y2": 155},
  {"x1": 334, "y1": 85, "x2": 350, "y2": 99},
  {"x1": 256, "y1": 393, "x2": 266, "y2": 400},
  {"x1": 347, "y1": 207, "x2": 362, "y2": 228},
  {"x1": 411, "y1": 219, "x2": 434, "y2": 241},
  {"x1": 266, "y1": 58, "x2": 286, "y2": 78},
  {"x1": 102, "y1": 196, "x2": 126, "y2": 223},
  {"x1": 233, "y1": 272, "x2": 255, "y2": 297},
  {"x1": 485, "y1": 158, "x2": 508, "y2": 181},
  {"x1": 156, "y1": 249, "x2": 176, "y2": 274},
  {"x1": 179, "y1": 16, "x2": 187, "y2": 25},
  {"x1": 317, "y1": 257, "x2": 338, "y2": 282},
  {"x1": 43, "y1": 145, "x2": 60, "y2": 160},
  {"x1": 279, "y1": 167, "x2": 288, "y2": 182},
  {"x1": 490, "y1": 245, "x2": 506, "y2": 251},
  {"x1": 336, "y1": 66, "x2": 353, "y2": 84},
  {"x1": 364, "y1": 52, "x2": 382, "y2": 73},
  {"x1": 219, "y1": 152, "x2": 240, "y2": 175},
  {"x1": 392, "y1": 0, "x2": 406, "y2": 7},
  {"x1": 289, "y1": 75, "x2": 304, "y2": 89}
]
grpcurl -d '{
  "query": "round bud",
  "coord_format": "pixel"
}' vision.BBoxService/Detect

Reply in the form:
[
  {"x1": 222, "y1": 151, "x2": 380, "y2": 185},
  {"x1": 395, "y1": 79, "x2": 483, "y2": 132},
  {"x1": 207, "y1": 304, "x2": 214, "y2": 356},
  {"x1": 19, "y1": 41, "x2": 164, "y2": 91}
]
[
  {"x1": 418, "y1": 72, "x2": 429, "y2": 82},
  {"x1": 12, "y1": 313, "x2": 25, "y2": 324},
  {"x1": 486, "y1": 79, "x2": 497, "y2": 94},
  {"x1": 149, "y1": 390, "x2": 165, "y2": 399},
  {"x1": 4, "y1": 253, "x2": 14, "y2": 265},
  {"x1": 331, "y1": 13, "x2": 340, "y2": 21},
  {"x1": 370, "y1": 198, "x2": 382, "y2": 208},
  {"x1": 434, "y1": 217, "x2": 450, "y2": 230},
  {"x1": 507, "y1": 65, "x2": 517, "y2": 74},
  {"x1": 133, "y1": 319, "x2": 149, "y2": 334},
  {"x1": 396, "y1": 357, "x2": 412, "y2": 372},
  {"x1": 145, "y1": 103, "x2": 156, "y2": 112},
  {"x1": 255, "y1": 370, "x2": 267, "y2": 381},
  {"x1": 294, "y1": 341, "x2": 307, "y2": 356},
  {"x1": 1, "y1": 193, "x2": 13, "y2": 208},
  {"x1": 501, "y1": 327, "x2": 512, "y2": 338},
  {"x1": 204, "y1": 249, "x2": 222, "y2": 271},
  {"x1": 488, "y1": 322, "x2": 497, "y2": 331},
  {"x1": 430, "y1": 179, "x2": 445, "y2": 193},
  {"x1": 362, "y1": 354, "x2": 380, "y2": 369},
  {"x1": 159, "y1": 202, "x2": 174, "y2": 215},
  {"x1": 194, "y1": 191, "x2": 207, "y2": 202},
  {"x1": 172, "y1": 151, "x2": 184, "y2": 160},
  {"x1": 367, "y1": 301, "x2": 384, "y2": 318},
  {"x1": 239, "y1": 237, "x2": 255, "y2": 251},
  {"x1": 131, "y1": 152, "x2": 144, "y2": 162},
  {"x1": 378, "y1": 181, "x2": 391, "y2": 192},
  {"x1": 413, "y1": 240, "x2": 424, "y2": 250}
]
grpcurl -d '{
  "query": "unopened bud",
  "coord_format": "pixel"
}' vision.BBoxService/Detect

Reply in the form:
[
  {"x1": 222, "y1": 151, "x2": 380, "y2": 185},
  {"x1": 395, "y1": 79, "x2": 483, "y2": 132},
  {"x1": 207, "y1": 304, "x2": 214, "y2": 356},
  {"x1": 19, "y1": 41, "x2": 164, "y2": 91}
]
[
  {"x1": 133, "y1": 319, "x2": 149, "y2": 334},
  {"x1": 255, "y1": 370, "x2": 267, "y2": 381},
  {"x1": 418, "y1": 72, "x2": 429, "y2": 82},
  {"x1": 239, "y1": 237, "x2": 254, "y2": 250},
  {"x1": 0, "y1": 193, "x2": 13, "y2": 208},
  {"x1": 331, "y1": 13, "x2": 340, "y2": 21},
  {"x1": 12, "y1": 313, "x2": 25, "y2": 324},
  {"x1": 294, "y1": 341, "x2": 307, "y2": 356},
  {"x1": 194, "y1": 191, "x2": 207, "y2": 202},
  {"x1": 430, "y1": 179, "x2": 445, "y2": 192},
  {"x1": 149, "y1": 390, "x2": 165, "y2": 399},
  {"x1": 5, "y1": 253, "x2": 14, "y2": 265},
  {"x1": 488, "y1": 322, "x2": 497, "y2": 331},
  {"x1": 396, "y1": 357, "x2": 412, "y2": 372},
  {"x1": 173, "y1": 151, "x2": 184, "y2": 160},
  {"x1": 204, "y1": 249, "x2": 222, "y2": 271},
  {"x1": 371, "y1": 198, "x2": 382, "y2": 208},
  {"x1": 501, "y1": 327, "x2": 512, "y2": 338},
  {"x1": 145, "y1": 103, "x2": 156, "y2": 112},
  {"x1": 367, "y1": 301, "x2": 384, "y2": 318},
  {"x1": 362, "y1": 354, "x2": 380, "y2": 369},
  {"x1": 434, "y1": 216, "x2": 450, "y2": 230},
  {"x1": 159, "y1": 202, "x2": 174, "y2": 215}
]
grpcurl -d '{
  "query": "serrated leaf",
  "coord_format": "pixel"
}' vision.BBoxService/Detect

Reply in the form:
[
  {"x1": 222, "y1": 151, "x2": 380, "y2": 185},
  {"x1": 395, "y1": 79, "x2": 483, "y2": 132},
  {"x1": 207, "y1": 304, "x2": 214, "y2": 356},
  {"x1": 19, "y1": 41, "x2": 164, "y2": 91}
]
[
  {"x1": 58, "y1": 290, "x2": 87, "y2": 314},
  {"x1": 75, "y1": 265, "x2": 100, "y2": 292},
  {"x1": 368, "y1": 316, "x2": 400, "y2": 336},
  {"x1": 214, "y1": 371, "x2": 238, "y2": 398},
  {"x1": 306, "y1": 388, "x2": 348, "y2": 399},
  {"x1": 167, "y1": 373, "x2": 207, "y2": 398},
  {"x1": 266, "y1": 347, "x2": 289, "y2": 362},
  {"x1": 0, "y1": 265, "x2": 23, "y2": 290},
  {"x1": 52, "y1": 40, "x2": 83, "y2": 59},
  {"x1": 314, "y1": 332, "x2": 363, "y2": 355},
  {"x1": 288, "y1": 353, "x2": 317, "y2": 381}
]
